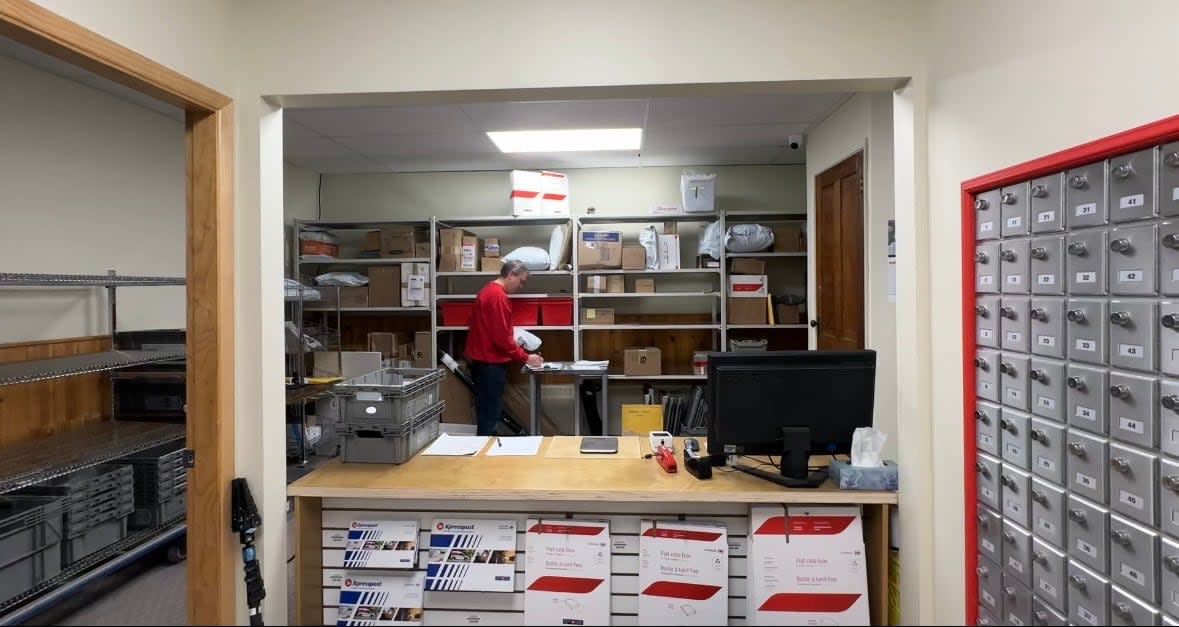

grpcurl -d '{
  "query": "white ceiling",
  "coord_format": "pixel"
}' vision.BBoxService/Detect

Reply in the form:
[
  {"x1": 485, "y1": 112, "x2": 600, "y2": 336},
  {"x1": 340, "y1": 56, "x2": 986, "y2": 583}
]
[{"x1": 285, "y1": 92, "x2": 852, "y2": 174}]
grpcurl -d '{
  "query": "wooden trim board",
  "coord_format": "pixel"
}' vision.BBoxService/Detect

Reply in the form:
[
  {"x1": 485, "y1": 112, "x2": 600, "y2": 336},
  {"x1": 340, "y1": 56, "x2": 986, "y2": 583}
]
[{"x1": 0, "y1": 336, "x2": 111, "y2": 447}]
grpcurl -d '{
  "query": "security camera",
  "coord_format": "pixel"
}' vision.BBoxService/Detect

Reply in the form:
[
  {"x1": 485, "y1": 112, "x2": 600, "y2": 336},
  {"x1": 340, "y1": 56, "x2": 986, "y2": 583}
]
[{"x1": 787, "y1": 134, "x2": 805, "y2": 150}]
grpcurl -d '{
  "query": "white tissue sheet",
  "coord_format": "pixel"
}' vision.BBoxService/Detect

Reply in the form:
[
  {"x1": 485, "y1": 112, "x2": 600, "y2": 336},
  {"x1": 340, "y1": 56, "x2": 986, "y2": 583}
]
[{"x1": 850, "y1": 427, "x2": 886, "y2": 468}]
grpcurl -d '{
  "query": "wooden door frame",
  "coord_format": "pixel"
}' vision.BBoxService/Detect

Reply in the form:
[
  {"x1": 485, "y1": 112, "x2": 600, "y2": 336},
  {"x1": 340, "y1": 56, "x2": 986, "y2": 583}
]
[
  {"x1": 814, "y1": 150, "x2": 866, "y2": 349},
  {"x1": 0, "y1": 1, "x2": 236, "y2": 624}
]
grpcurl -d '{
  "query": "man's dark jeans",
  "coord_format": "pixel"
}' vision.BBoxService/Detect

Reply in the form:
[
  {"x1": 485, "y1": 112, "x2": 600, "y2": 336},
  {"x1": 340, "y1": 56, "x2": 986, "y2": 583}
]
[{"x1": 471, "y1": 361, "x2": 507, "y2": 436}]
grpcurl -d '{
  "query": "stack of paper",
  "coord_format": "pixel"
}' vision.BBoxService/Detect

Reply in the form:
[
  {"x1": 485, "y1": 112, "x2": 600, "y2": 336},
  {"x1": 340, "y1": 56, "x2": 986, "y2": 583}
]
[{"x1": 421, "y1": 434, "x2": 489, "y2": 456}]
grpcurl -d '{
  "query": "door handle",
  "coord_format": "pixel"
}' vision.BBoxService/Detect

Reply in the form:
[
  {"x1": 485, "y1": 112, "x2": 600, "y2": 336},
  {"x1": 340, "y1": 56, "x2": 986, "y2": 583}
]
[{"x1": 809, "y1": 319, "x2": 819, "y2": 328}]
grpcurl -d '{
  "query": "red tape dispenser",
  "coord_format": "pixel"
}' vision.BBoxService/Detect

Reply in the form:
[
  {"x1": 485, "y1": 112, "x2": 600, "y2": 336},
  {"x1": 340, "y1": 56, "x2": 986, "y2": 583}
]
[{"x1": 648, "y1": 431, "x2": 677, "y2": 474}]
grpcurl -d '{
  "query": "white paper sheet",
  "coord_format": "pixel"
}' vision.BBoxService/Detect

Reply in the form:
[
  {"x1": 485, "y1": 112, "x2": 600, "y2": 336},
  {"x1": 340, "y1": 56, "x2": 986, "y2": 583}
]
[
  {"x1": 484, "y1": 436, "x2": 543, "y2": 457},
  {"x1": 420, "y1": 433, "x2": 489, "y2": 456}
]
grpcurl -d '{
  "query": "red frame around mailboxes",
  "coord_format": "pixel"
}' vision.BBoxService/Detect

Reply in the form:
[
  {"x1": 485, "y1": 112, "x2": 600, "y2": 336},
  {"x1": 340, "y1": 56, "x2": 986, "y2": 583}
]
[{"x1": 961, "y1": 114, "x2": 1179, "y2": 625}]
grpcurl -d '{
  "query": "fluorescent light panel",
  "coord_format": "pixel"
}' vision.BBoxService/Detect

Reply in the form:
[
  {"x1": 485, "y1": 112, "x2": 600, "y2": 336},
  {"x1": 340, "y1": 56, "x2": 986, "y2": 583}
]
[{"x1": 487, "y1": 128, "x2": 642, "y2": 153}]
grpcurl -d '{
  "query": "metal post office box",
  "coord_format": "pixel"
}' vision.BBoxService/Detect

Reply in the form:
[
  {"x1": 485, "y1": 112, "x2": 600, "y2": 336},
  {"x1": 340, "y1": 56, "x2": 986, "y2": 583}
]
[
  {"x1": 1001, "y1": 297, "x2": 1032, "y2": 353},
  {"x1": 1002, "y1": 465, "x2": 1033, "y2": 528},
  {"x1": 1067, "y1": 429, "x2": 1110, "y2": 504},
  {"x1": 1108, "y1": 514, "x2": 1160, "y2": 604},
  {"x1": 1002, "y1": 183, "x2": 1031, "y2": 237},
  {"x1": 1158, "y1": 458, "x2": 1179, "y2": 539},
  {"x1": 1030, "y1": 298, "x2": 1066, "y2": 358},
  {"x1": 1065, "y1": 161, "x2": 1108, "y2": 228},
  {"x1": 1002, "y1": 355, "x2": 1032, "y2": 412},
  {"x1": 1002, "y1": 239, "x2": 1032, "y2": 295},
  {"x1": 978, "y1": 452, "x2": 1002, "y2": 510},
  {"x1": 1159, "y1": 302, "x2": 1179, "y2": 375},
  {"x1": 1067, "y1": 229, "x2": 1109, "y2": 295},
  {"x1": 1066, "y1": 299, "x2": 1108, "y2": 364},
  {"x1": 1110, "y1": 585, "x2": 1161, "y2": 627},
  {"x1": 1030, "y1": 173, "x2": 1065, "y2": 234},
  {"x1": 977, "y1": 400, "x2": 1002, "y2": 456},
  {"x1": 1160, "y1": 381, "x2": 1179, "y2": 458},
  {"x1": 978, "y1": 553, "x2": 1004, "y2": 615},
  {"x1": 978, "y1": 504, "x2": 1004, "y2": 563},
  {"x1": 1109, "y1": 224, "x2": 1158, "y2": 295},
  {"x1": 1003, "y1": 573, "x2": 1034, "y2": 626},
  {"x1": 1030, "y1": 417, "x2": 1065, "y2": 484},
  {"x1": 1067, "y1": 363, "x2": 1110, "y2": 434},
  {"x1": 1030, "y1": 235, "x2": 1066, "y2": 295},
  {"x1": 977, "y1": 348, "x2": 1001, "y2": 403},
  {"x1": 1068, "y1": 560, "x2": 1111, "y2": 627},
  {"x1": 977, "y1": 295, "x2": 1001, "y2": 348},
  {"x1": 1029, "y1": 358, "x2": 1065, "y2": 422},
  {"x1": 1160, "y1": 141, "x2": 1179, "y2": 217},
  {"x1": 1068, "y1": 495, "x2": 1110, "y2": 572},
  {"x1": 1003, "y1": 520, "x2": 1033, "y2": 586},
  {"x1": 977, "y1": 189, "x2": 1002, "y2": 241},
  {"x1": 1109, "y1": 301, "x2": 1159, "y2": 372},
  {"x1": 1159, "y1": 222, "x2": 1179, "y2": 295},
  {"x1": 1109, "y1": 148, "x2": 1158, "y2": 223},
  {"x1": 978, "y1": 606, "x2": 1000, "y2": 626},
  {"x1": 1031, "y1": 598, "x2": 1067, "y2": 626},
  {"x1": 1109, "y1": 443, "x2": 1159, "y2": 527},
  {"x1": 1002, "y1": 408, "x2": 1032, "y2": 469},
  {"x1": 1158, "y1": 537, "x2": 1179, "y2": 620},
  {"x1": 1032, "y1": 539, "x2": 1068, "y2": 613},
  {"x1": 978, "y1": 241, "x2": 1001, "y2": 294},
  {"x1": 1109, "y1": 372, "x2": 1159, "y2": 450},
  {"x1": 1031, "y1": 478, "x2": 1067, "y2": 550}
]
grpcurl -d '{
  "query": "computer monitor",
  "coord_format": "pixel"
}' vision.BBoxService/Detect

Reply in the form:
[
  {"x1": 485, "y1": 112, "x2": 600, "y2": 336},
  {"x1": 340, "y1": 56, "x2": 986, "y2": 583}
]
[{"x1": 707, "y1": 350, "x2": 876, "y2": 487}]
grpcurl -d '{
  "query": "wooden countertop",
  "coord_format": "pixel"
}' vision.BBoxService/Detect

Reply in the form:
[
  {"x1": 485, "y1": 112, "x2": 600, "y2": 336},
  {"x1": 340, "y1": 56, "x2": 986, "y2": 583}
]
[{"x1": 287, "y1": 437, "x2": 897, "y2": 504}]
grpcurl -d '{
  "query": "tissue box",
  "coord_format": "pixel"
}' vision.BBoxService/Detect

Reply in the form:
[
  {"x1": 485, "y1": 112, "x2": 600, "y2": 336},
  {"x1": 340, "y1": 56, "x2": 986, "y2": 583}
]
[{"x1": 827, "y1": 460, "x2": 899, "y2": 490}]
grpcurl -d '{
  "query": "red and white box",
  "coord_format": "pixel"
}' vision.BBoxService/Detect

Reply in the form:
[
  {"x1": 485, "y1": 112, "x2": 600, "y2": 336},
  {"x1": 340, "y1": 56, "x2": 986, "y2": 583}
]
[
  {"x1": 638, "y1": 520, "x2": 728, "y2": 625},
  {"x1": 748, "y1": 506, "x2": 869, "y2": 626},
  {"x1": 729, "y1": 274, "x2": 769, "y2": 297},
  {"x1": 524, "y1": 519, "x2": 610, "y2": 626},
  {"x1": 510, "y1": 170, "x2": 570, "y2": 217}
]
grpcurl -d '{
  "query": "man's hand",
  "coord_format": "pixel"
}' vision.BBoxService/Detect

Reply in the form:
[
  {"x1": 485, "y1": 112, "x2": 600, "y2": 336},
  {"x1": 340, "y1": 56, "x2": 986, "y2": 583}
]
[{"x1": 526, "y1": 354, "x2": 544, "y2": 368}]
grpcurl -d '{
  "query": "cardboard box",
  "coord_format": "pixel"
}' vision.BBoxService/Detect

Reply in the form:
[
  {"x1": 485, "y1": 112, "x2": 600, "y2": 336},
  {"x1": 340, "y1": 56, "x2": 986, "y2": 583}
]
[
  {"x1": 584, "y1": 275, "x2": 624, "y2": 294},
  {"x1": 624, "y1": 347, "x2": 662, "y2": 376},
  {"x1": 339, "y1": 286, "x2": 370, "y2": 308},
  {"x1": 776, "y1": 304, "x2": 803, "y2": 325},
  {"x1": 748, "y1": 506, "x2": 869, "y2": 626},
  {"x1": 622, "y1": 246, "x2": 647, "y2": 270},
  {"x1": 481, "y1": 257, "x2": 503, "y2": 273},
  {"x1": 580, "y1": 308, "x2": 615, "y2": 325},
  {"x1": 380, "y1": 225, "x2": 418, "y2": 259},
  {"x1": 440, "y1": 371, "x2": 474, "y2": 424},
  {"x1": 363, "y1": 230, "x2": 382, "y2": 252},
  {"x1": 540, "y1": 170, "x2": 570, "y2": 216},
  {"x1": 312, "y1": 351, "x2": 381, "y2": 379},
  {"x1": 401, "y1": 262, "x2": 430, "y2": 307},
  {"x1": 639, "y1": 520, "x2": 728, "y2": 624},
  {"x1": 729, "y1": 297, "x2": 768, "y2": 325},
  {"x1": 657, "y1": 234, "x2": 681, "y2": 269},
  {"x1": 460, "y1": 236, "x2": 479, "y2": 272},
  {"x1": 634, "y1": 278, "x2": 656, "y2": 293},
  {"x1": 426, "y1": 519, "x2": 517, "y2": 592},
  {"x1": 730, "y1": 257, "x2": 766, "y2": 275},
  {"x1": 298, "y1": 238, "x2": 338, "y2": 258},
  {"x1": 368, "y1": 331, "x2": 413, "y2": 361},
  {"x1": 524, "y1": 519, "x2": 611, "y2": 626},
  {"x1": 338, "y1": 519, "x2": 419, "y2": 569},
  {"x1": 415, "y1": 241, "x2": 431, "y2": 259},
  {"x1": 337, "y1": 572, "x2": 425, "y2": 626},
  {"x1": 729, "y1": 274, "x2": 769, "y2": 297},
  {"x1": 697, "y1": 255, "x2": 721, "y2": 269},
  {"x1": 510, "y1": 169, "x2": 542, "y2": 217},
  {"x1": 367, "y1": 265, "x2": 401, "y2": 307},
  {"x1": 439, "y1": 228, "x2": 477, "y2": 272},
  {"x1": 578, "y1": 231, "x2": 623, "y2": 269},
  {"x1": 772, "y1": 224, "x2": 806, "y2": 253},
  {"x1": 413, "y1": 331, "x2": 433, "y2": 368},
  {"x1": 681, "y1": 172, "x2": 716, "y2": 213},
  {"x1": 621, "y1": 405, "x2": 663, "y2": 435},
  {"x1": 483, "y1": 238, "x2": 500, "y2": 258}
]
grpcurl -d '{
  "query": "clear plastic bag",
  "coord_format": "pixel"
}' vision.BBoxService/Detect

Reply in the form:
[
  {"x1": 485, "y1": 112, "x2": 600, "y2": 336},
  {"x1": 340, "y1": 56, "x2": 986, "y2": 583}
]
[
  {"x1": 502, "y1": 246, "x2": 551, "y2": 270},
  {"x1": 698, "y1": 221, "x2": 722, "y2": 259},
  {"x1": 639, "y1": 225, "x2": 659, "y2": 270},
  {"x1": 314, "y1": 272, "x2": 368, "y2": 286},
  {"x1": 724, "y1": 224, "x2": 774, "y2": 253}
]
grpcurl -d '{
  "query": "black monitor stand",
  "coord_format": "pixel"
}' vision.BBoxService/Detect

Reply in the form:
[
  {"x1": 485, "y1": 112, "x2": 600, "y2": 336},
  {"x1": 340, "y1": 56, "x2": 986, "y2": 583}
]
[{"x1": 733, "y1": 427, "x2": 829, "y2": 489}]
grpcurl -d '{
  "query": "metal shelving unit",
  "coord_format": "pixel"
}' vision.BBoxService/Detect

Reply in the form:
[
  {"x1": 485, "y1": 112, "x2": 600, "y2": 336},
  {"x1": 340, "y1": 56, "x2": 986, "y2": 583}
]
[
  {"x1": 0, "y1": 273, "x2": 185, "y2": 287},
  {"x1": 297, "y1": 256, "x2": 430, "y2": 266},
  {"x1": 0, "y1": 350, "x2": 185, "y2": 386},
  {"x1": 437, "y1": 325, "x2": 574, "y2": 332},
  {"x1": 579, "y1": 292, "x2": 720, "y2": 299},
  {"x1": 725, "y1": 251, "x2": 806, "y2": 258},
  {"x1": 303, "y1": 306, "x2": 429, "y2": 313},
  {"x1": 728, "y1": 323, "x2": 809, "y2": 330},
  {"x1": 580, "y1": 323, "x2": 721, "y2": 330}
]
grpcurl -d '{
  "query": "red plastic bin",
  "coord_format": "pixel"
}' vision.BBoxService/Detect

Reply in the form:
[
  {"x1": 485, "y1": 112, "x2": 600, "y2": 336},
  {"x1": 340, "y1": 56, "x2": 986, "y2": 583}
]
[
  {"x1": 440, "y1": 301, "x2": 475, "y2": 326},
  {"x1": 538, "y1": 298, "x2": 573, "y2": 326},
  {"x1": 511, "y1": 299, "x2": 540, "y2": 325}
]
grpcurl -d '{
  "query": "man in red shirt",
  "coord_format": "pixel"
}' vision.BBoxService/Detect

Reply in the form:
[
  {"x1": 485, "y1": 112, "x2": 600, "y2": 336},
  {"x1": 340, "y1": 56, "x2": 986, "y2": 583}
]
[{"x1": 467, "y1": 259, "x2": 543, "y2": 435}]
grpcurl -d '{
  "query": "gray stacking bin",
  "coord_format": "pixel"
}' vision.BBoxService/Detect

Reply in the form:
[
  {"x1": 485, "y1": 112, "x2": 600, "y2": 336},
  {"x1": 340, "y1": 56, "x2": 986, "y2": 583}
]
[
  {"x1": 0, "y1": 495, "x2": 64, "y2": 605},
  {"x1": 338, "y1": 401, "x2": 444, "y2": 464}
]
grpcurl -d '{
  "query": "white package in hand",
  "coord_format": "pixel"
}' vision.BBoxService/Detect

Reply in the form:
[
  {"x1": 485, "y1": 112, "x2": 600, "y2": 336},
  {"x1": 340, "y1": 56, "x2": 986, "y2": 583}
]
[
  {"x1": 851, "y1": 427, "x2": 886, "y2": 467},
  {"x1": 515, "y1": 327, "x2": 542, "y2": 352}
]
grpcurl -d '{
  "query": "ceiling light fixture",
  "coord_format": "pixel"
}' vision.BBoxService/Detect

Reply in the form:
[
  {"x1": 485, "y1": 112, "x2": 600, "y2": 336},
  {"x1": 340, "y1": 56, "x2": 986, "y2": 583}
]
[{"x1": 486, "y1": 128, "x2": 642, "y2": 153}]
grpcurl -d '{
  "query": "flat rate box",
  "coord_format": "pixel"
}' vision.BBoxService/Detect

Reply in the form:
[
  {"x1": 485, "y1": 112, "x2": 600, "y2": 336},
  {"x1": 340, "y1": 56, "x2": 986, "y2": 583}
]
[
  {"x1": 336, "y1": 572, "x2": 424, "y2": 626},
  {"x1": 339, "y1": 519, "x2": 419, "y2": 569},
  {"x1": 524, "y1": 519, "x2": 611, "y2": 626},
  {"x1": 638, "y1": 520, "x2": 729, "y2": 625},
  {"x1": 425, "y1": 518, "x2": 517, "y2": 592}
]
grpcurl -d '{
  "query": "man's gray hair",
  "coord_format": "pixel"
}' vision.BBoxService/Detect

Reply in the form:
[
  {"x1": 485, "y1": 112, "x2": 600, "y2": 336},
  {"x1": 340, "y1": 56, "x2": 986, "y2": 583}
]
[{"x1": 499, "y1": 259, "x2": 529, "y2": 278}]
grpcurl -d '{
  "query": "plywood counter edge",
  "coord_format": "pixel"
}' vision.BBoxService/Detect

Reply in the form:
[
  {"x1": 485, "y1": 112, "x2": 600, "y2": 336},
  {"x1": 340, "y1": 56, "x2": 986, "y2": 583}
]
[{"x1": 286, "y1": 484, "x2": 897, "y2": 504}]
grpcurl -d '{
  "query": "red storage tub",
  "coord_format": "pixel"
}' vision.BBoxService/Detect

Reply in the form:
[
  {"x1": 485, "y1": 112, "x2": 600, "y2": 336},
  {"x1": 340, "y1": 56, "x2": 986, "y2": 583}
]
[
  {"x1": 511, "y1": 298, "x2": 540, "y2": 325},
  {"x1": 538, "y1": 298, "x2": 574, "y2": 326},
  {"x1": 440, "y1": 301, "x2": 475, "y2": 326}
]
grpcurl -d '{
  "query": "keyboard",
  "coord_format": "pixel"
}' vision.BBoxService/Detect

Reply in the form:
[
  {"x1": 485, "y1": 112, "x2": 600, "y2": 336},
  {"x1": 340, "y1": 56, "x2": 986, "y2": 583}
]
[{"x1": 733, "y1": 463, "x2": 827, "y2": 489}]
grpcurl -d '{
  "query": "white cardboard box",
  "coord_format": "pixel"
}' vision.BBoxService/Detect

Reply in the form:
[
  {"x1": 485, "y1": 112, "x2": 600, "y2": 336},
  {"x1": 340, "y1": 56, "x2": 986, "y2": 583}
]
[
  {"x1": 338, "y1": 519, "x2": 419, "y2": 569},
  {"x1": 510, "y1": 170, "x2": 543, "y2": 217},
  {"x1": 524, "y1": 519, "x2": 611, "y2": 626},
  {"x1": 748, "y1": 506, "x2": 869, "y2": 626},
  {"x1": 638, "y1": 520, "x2": 729, "y2": 625},
  {"x1": 400, "y1": 262, "x2": 431, "y2": 307},
  {"x1": 657, "y1": 234, "x2": 681, "y2": 270},
  {"x1": 336, "y1": 571, "x2": 424, "y2": 626},
  {"x1": 425, "y1": 518, "x2": 517, "y2": 592},
  {"x1": 681, "y1": 173, "x2": 716, "y2": 213},
  {"x1": 728, "y1": 274, "x2": 769, "y2": 297},
  {"x1": 539, "y1": 170, "x2": 570, "y2": 216}
]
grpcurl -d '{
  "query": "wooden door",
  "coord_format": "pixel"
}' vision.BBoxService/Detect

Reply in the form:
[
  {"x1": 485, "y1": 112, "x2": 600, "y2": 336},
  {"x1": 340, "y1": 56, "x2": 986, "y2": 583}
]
[{"x1": 815, "y1": 152, "x2": 865, "y2": 350}]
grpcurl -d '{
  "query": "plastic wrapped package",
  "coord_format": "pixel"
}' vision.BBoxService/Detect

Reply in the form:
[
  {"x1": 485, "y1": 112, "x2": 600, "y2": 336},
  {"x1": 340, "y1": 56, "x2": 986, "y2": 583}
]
[
  {"x1": 724, "y1": 224, "x2": 774, "y2": 253},
  {"x1": 639, "y1": 225, "x2": 659, "y2": 270},
  {"x1": 501, "y1": 246, "x2": 551, "y2": 271}
]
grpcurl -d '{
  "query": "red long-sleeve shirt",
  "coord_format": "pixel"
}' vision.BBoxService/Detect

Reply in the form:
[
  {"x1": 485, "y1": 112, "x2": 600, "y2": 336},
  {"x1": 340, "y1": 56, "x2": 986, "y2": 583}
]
[{"x1": 466, "y1": 281, "x2": 528, "y2": 364}]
